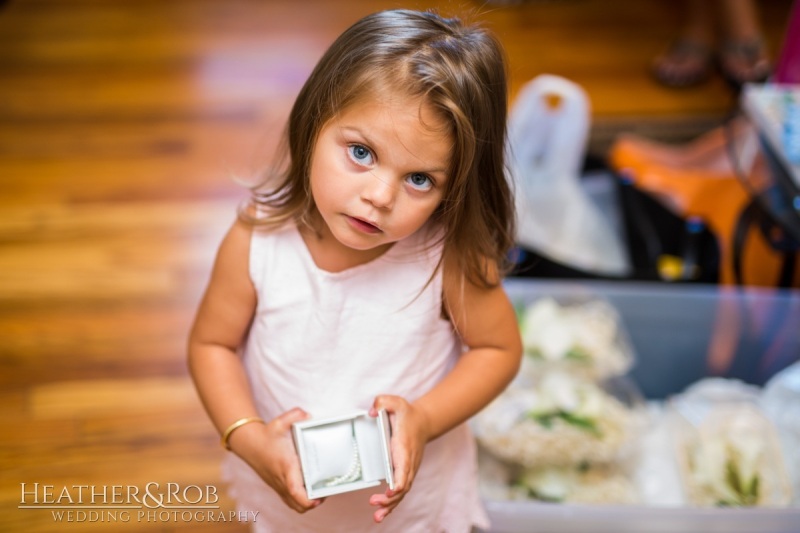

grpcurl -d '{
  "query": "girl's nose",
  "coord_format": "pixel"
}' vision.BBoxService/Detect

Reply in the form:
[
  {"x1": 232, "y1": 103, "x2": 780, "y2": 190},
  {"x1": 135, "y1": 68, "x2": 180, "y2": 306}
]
[{"x1": 361, "y1": 172, "x2": 396, "y2": 209}]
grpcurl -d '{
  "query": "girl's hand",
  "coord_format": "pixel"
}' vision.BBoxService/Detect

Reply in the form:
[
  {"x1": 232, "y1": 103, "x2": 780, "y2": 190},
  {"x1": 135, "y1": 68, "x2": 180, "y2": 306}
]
[
  {"x1": 229, "y1": 407, "x2": 323, "y2": 514},
  {"x1": 367, "y1": 395, "x2": 432, "y2": 523}
]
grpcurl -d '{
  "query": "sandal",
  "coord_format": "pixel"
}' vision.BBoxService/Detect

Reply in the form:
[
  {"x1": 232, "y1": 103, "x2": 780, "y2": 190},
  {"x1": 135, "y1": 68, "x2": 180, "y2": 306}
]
[
  {"x1": 719, "y1": 37, "x2": 772, "y2": 88},
  {"x1": 652, "y1": 38, "x2": 714, "y2": 88}
]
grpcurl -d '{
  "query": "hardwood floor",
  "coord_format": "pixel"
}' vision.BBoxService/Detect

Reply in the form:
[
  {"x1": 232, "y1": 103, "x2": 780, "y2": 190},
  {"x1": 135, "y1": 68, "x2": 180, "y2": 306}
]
[{"x1": 0, "y1": 0, "x2": 793, "y2": 531}]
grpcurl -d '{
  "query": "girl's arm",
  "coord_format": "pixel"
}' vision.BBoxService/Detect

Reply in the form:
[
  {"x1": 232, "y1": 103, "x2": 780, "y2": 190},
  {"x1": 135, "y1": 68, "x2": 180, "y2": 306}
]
[
  {"x1": 188, "y1": 218, "x2": 319, "y2": 513},
  {"x1": 369, "y1": 254, "x2": 522, "y2": 522},
  {"x1": 415, "y1": 256, "x2": 523, "y2": 437}
]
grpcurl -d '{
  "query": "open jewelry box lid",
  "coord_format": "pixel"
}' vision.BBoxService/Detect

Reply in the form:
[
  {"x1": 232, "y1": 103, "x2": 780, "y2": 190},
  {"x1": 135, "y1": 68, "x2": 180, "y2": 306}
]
[{"x1": 293, "y1": 409, "x2": 394, "y2": 500}]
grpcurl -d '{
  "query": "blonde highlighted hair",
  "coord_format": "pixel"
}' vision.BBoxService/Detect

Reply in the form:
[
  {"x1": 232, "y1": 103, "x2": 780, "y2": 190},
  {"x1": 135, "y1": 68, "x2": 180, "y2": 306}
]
[{"x1": 244, "y1": 9, "x2": 515, "y2": 288}]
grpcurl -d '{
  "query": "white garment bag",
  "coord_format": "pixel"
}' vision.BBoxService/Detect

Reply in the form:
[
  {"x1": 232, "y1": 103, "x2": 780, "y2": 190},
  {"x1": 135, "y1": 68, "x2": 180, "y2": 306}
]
[{"x1": 509, "y1": 74, "x2": 630, "y2": 276}]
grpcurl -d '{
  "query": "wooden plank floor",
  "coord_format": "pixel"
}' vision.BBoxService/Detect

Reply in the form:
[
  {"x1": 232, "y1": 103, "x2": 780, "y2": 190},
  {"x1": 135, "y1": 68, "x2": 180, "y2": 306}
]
[{"x1": 0, "y1": 0, "x2": 792, "y2": 531}]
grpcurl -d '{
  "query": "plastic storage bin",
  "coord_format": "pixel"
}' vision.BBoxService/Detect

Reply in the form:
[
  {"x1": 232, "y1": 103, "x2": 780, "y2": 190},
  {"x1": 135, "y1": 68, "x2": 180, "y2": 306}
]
[{"x1": 483, "y1": 279, "x2": 800, "y2": 533}]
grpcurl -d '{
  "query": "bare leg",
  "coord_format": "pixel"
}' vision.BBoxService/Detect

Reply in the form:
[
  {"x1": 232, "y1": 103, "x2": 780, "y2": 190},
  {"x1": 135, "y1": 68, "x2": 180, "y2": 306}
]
[
  {"x1": 652, "y1": 0, "x2": 715, "y2": 87},
  {"x1": 720, "y1": 0, "x2": 762, "y2": 41},
  {"x1": 718, "y1": 0, "x2": 772, "y2": 84},
  {"x1": 684, "y1": 0, "x2": 715, "y2": 43}
]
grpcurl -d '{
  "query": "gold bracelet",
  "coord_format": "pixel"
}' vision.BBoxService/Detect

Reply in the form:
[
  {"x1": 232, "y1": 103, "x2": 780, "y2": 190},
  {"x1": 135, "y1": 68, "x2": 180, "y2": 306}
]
[{"x1": 220, "y1": 416, "x2": 265, "y2": 450}]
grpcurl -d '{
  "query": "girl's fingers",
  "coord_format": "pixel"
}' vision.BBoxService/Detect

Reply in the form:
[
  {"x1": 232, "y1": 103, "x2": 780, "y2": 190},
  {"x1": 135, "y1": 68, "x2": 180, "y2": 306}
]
[
  {"x1": 368, "y1": 394, "x2": 424, "y2": 522},
  {"x1": 263, "y1": 408, "x2": 319, "y2": 513},
  {"x1": 284, "y1": 478, "x2": 322, "y2": 512},
  {"x1": 372, "y1": 394, "x2": 409, "y2": 416},
  {"x1": 369, "y1": 489, "x2": 404, "y2": 507},
  {"x1": 373, "y1": 507, "x2": 390, "y2": 523},
  {"x1": 287, "y1": 481, "x2": 312, "y2": 507},
  {"x1": 390, "y1": 436, "x2": 420, "y2": 493},
  {"x1": 287, "y1": 498, "x2": 319, "y2": 513},
  {"x1": 370, "y1": 492, "x2": 405, "y2": 523},
  {"x1": 275, "y1": 407, "x2": 309, "y2": 430}
]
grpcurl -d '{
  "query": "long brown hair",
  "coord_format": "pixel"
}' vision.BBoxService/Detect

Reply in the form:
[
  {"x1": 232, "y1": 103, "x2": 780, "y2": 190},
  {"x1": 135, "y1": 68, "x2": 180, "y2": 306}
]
[{"x1": 244, "y1": 9, "x2": 514, "y2": 288}]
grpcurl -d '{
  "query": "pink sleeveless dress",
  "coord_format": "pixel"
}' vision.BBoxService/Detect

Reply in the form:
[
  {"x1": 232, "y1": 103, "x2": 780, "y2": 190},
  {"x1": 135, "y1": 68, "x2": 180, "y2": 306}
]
[{"x1": 222, "y1": 222, "x2": 490, "y2": 533}]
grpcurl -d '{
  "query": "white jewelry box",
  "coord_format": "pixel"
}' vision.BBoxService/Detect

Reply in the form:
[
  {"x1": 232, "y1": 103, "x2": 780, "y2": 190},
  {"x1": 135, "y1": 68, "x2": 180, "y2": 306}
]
[{"x1": 292, "y1": 409, "x2": 395, "y2": 499}]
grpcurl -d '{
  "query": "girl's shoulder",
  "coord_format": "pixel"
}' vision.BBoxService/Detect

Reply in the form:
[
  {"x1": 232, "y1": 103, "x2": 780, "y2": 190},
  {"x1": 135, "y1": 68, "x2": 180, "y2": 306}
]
[
  {"x1": 248, "y1": 219, "x2": 299, "y2": 255},
  {"x1": 240, "y1": 201, "x2": 292, "y2": 228},
  {"x1": 238, "y1": 202, "x2": 299, "y2": 250}
]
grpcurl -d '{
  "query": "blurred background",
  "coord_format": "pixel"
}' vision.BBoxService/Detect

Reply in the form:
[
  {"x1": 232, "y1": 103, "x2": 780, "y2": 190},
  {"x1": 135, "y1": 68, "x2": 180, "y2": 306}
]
[{"x1": 0, "y1": 0, "x2": 795, "y2": 531}]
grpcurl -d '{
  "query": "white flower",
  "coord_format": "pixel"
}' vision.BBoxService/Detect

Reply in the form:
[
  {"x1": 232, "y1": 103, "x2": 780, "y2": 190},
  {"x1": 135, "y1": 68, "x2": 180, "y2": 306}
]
[
  {"x1": 689, "y1": 412, "x2": 766, "y2": 506},
  {"x1": 539, "y1": 372, "x2": 581, "y2": 412},
  {"x1": 521, "y1": 298, "x2": 574, "y2": 360},
  {"x1": 518, "y1": 298, "x2": 632, "y2": 379},
  {"x1": 518, "y1": 466, "x2": 573, "y2": 502}
]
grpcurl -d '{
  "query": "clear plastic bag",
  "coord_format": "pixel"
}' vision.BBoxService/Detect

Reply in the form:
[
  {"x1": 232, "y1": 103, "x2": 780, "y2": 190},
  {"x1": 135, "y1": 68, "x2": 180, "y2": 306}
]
[
  {"x1": 473, "y1": 370, "x2": 645, "y2": 468},
  {"x1": 669, "y1": 379, "x2": 793, "y2": 507},
  {"x1": 762, "y1": 362, "x2": 800, "y2": 505},
  {"x1": 509, "y1": 74, "x2": 630, "y2": 276},
  {"x1": 516, "y1": 295, "x2": 635, "y2": 380}
]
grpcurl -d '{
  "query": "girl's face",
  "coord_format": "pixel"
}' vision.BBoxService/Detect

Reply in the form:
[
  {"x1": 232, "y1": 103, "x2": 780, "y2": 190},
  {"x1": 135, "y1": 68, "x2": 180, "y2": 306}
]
[{"x1": 309, "y1": 92, "x2": 452, "y2": 258}]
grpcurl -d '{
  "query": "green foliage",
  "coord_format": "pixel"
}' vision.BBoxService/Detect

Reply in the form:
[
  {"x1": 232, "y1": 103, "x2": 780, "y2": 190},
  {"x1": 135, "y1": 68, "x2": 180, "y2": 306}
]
[{"x1": 528, "y1": 410, "x2": 602, "y2": 437}]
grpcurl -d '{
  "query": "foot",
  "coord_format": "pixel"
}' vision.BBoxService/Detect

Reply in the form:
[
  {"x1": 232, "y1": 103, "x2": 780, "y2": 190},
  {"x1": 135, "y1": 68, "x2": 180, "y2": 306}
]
[
  {"x1": 652, "y1": 38, "x2": 713, "y2": 88},
  {"x1": 719, "y1": 37, "x2": 772, "y2": 87}
]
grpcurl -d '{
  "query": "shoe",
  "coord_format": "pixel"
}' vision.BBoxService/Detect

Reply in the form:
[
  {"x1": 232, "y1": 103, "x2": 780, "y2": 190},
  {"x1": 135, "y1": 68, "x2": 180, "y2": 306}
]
[
  {"x1": 652, "y1": 38, "x2": 713, "y2": 88},
  {"x1": 719, "y1": 37, "x2": 772, "y2": 88}
]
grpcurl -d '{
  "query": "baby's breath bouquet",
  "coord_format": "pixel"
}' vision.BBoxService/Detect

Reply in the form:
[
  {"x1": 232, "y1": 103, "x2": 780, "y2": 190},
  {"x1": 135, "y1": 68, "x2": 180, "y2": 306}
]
[
  {"x1": 670, "y1": 380, "x2": 792, "y2": 507},
  {"x1": 475, "y1": 295, "x2": 644, "y2": 504},
  {"x1": 473, "y1": 371, "x2": 642, "y2": 467},
  {"x1": 517, "y1": 297, "x2": 634, "y2": 381},
  {"x1": 511, "y1": 463, "x2": 639, "y2": 505}
]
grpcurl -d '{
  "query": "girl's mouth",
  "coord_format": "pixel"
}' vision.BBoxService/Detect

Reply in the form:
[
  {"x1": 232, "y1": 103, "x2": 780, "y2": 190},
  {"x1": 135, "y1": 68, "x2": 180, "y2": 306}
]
[{"x1": 346, "y1": 215, "x2": 382, "y2": 234}]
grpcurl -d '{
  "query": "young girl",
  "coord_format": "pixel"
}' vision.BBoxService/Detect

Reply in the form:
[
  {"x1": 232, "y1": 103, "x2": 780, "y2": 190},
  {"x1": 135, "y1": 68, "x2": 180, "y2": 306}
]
[{"x1": 188, "y1": 9, "x2": 522, "y2": 532}]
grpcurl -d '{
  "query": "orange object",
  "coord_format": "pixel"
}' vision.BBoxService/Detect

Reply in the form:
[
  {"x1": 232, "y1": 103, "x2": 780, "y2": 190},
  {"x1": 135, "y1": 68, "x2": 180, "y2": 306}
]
[
  {"x1": 609, "y1": 119, "x2": 791, "y2": 286},
  {"x1": 610, "y1": 120, "x2": 800, "y2": 377}
]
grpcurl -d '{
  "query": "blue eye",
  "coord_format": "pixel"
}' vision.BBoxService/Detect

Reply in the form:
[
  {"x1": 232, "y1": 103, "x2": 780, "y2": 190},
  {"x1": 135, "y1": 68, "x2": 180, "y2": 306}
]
[
  {"x1": 348, "y1": 144, "x2": 373, "y2": 166},
  {"x1": 406, "y1": 173, "x2": 433, "y2": 192}
]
